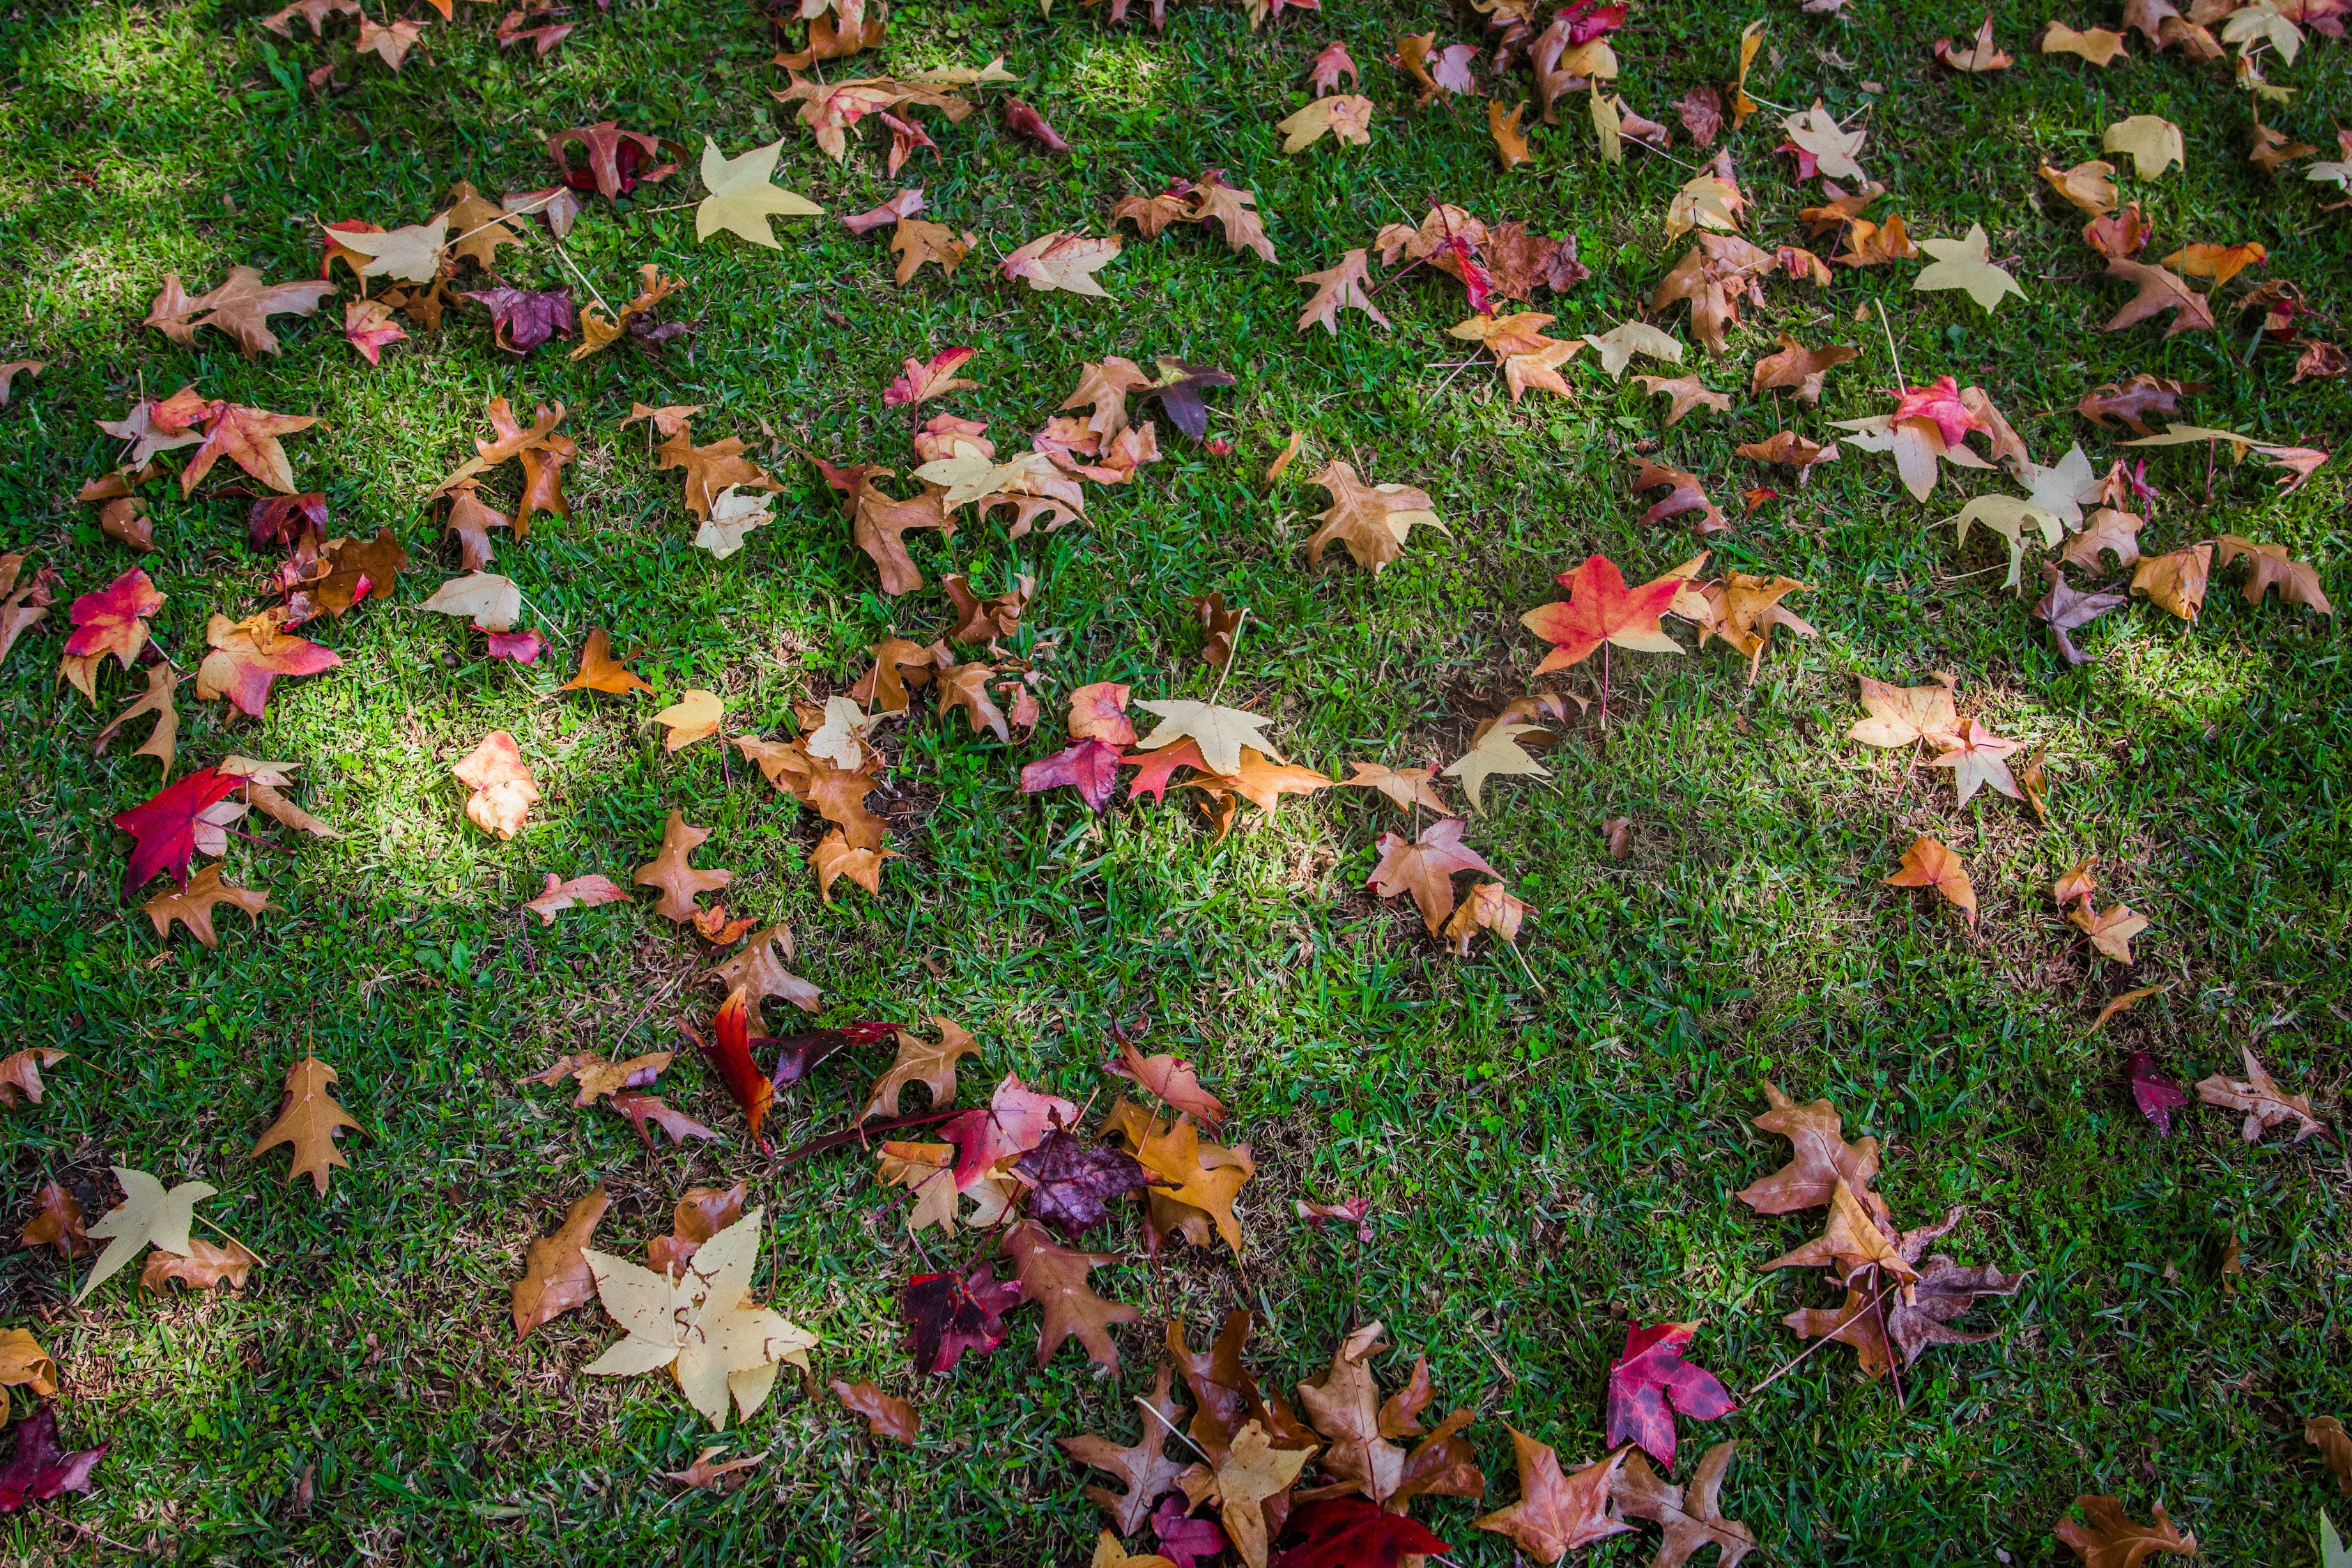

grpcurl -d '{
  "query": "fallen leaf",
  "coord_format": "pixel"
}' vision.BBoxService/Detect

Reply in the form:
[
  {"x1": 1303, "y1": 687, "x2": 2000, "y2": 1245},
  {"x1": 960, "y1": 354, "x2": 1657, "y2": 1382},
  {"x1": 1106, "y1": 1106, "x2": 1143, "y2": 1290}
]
[
  {"x1": 1627, "y1": 457, "x2": 1725, "y2": 533},
  {"x1": 2124, "y1": 1049, "x2": 2190, "y2": 1130},
  {"x1": 581, "y1": 1207, "x2": 816, "y2": 1431},
  {"x1": 1935, "y1": 13, "x2": 2014, "y2": 69},
  {"x1": 1194, "y1": 1418, "x2": 1316, "y2": 1568},
  {"x1": 2197, "y1": 1046, "x2": 2323, "y2": 1142},
  {"x1": 452, "y1": 730, "x2": 539, "y2": 839},
  {"x1": 661, "y1": 1446, "x2": 766, "y2": 1491},
  {"x1": 695, "y1": 136, "x2": 821, "y2": 249},
  {"x1": 1733, "y1": 1082, "x2": 1891, "y2": 1220},
  {"x1": 2053, "y1": 1497, "x2": 2196, "y2": 1567},
  {"x1": 2103, "y1": 258, "x2": 2215, "y2": 335},
  {"x1": 2068, "y1": 900, "x2": 2150, "y2": 962},
  {"x1": 1004, "y1": 1217, "x2": 1141, "y2": 1371},
  {"x1": 1521, "y1": 553, "x2": 1686, "y2": 673},
  {"x1": 2218, "y1": 535, "x2": 2332, "y2": 614},
  {"x1": 1302, "y1": 461, "x2": 1447, "y2": 574},
  {"x1": 2034, "y1": 562, "x2": 2127, "y2": 664},
  {"x1": 1853, "y1": 677, "x2": 1966, "y2": 752},
  {"x1": 861, "y1": 1015, "x2": 982, "y2": 1120},
  {"x1": 2306, "y1": 1415, "x2": 2351, "y2": 1495},
  {"x1": 143, "y1": 266, "x2": 335, "y2": 359},
  {"x1": 1475, "y1": 1429, "x2": 1631, "y2": 1563},
  {"x1": 2042, "y1": 159, "x2": 2121, "y2": 215},
  {"x1": 2130, "y1": 544, "x2": 2213, "y2": 621},
  {"x1": 1781, "y1": 100, "x2": 1870, "y2": 178},
  {"x1": 1605, "y1": 1324, "x2": 1736, "y2": 1470},
  {"x1": 1883, "y1": 836, "x2": 1978, "y2": 921},
  {"x1": 2105, "y1": 115, "x2": 2186, "y2": 179},
  {"x1": 196, "y1": 608, "x2": 341, "y2": 718},
  {"x1": 1930, "y1": 719, "x2": 2023, "y2": 807},
  {"x1": 74, "y1": 1167, "x2": 231, "y2": 1303},
  {"x1": 1636, "y1": 374, "x2": 1733, "y2": 426},
  {"x1": 19, "y1": 1182, "x2": 91, "y2": 1260},
  {"x1": 1914, "y1": 222, "x2": 2024, "y2": 312},
  {"x1": 904, "y1": 1257, "x2": 1022, "y2": 1375},
  {"x1": 1338, "y1": 761, "x2": 1448, "y2": 813},
  {"x1": 248, "y1": 1056, "x2": 359, "y2": 1197},
  {"x1": 1489, "y1": 99, "x2": 1532, "y2": 169},
  {"x1": 2044, "y1": 21, "x2": 2132, "y2": 62},
  {"x1": 1062, "y1": 1363, "x2": 1188, "y2": 1535},
  {"x1": 142, "y1": 863, "x2": 279, "y2": 949},
  {"x1": 1752, "y1": 332, "x2": 1858, "y2": 403},
  {"x1": 1295, "y1": 252, "x2": 1386, "y2": 337},
  {"x1": 634, "y1": 810, "x2": 733, "y2": 923},
  {"x1": 831, "y1": 1379, "x2": 920, "y2": 1444},
  {"x1": 1367, "y1": 817, "x2": 1499, "y2": 937},
  {"x1": 1002, "y1": 231, "x2": 1122, "y2": 296},
  {"x1": 1276, "y1": 95, "x2": 1375, "y2": 154}
]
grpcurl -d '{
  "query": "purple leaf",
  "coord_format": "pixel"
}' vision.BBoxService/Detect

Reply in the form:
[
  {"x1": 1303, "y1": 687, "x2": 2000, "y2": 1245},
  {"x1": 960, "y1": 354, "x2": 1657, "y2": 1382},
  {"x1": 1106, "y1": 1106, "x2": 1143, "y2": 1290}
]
[
  {"x1": 247, "y1": 493, "x2": 330, "y2": 551},
  {"x1": 769, "y1": 1022, "x2": 898, "y2": 1091},
  {"x1": 902, "y1": 1259, "x2": 1021, "y2": 1376},
  {"x1": 1139, "y1": 358, "x2": 1236, "y2": 444},
  {"x1": 2126, "y1": 1050, "x2": 2190, "y2": 1135},
  {"x1": 1604, "y1": 1321, "x2": 1736, "y2": 1469},
  {"x1": 1013, "y1": 1130, "x2": 1154, "y2": 1238},
  {"x1": 462, "y1": 286, "x2": 576, "y2": 353},
  {"x1": 0, "y1": 1406, "x2": 107, "y2": 1514},
  {"x1": 1003, "y1": 98, "x2": 1071, "y2": 153},
  {"x1": 1154, "y1": 1495, "x2": 1229, "y2": 1568},
  {"x1": 1020, "y1": 739, "x2": 1125, "y2": 811}
]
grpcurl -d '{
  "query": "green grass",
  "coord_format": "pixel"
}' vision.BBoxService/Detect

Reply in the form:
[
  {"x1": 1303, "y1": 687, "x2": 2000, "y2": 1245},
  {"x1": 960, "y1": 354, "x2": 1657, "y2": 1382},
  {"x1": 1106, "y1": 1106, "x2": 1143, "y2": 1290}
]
[{"x1": 2, "y1": 0, "x2": 2349, "y2": 1563}]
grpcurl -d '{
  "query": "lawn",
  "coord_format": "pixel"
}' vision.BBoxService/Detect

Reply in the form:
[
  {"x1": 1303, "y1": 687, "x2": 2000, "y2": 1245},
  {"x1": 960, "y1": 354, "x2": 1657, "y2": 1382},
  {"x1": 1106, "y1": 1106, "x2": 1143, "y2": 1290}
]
[{"x1": 1, "y1": 0, "x2": 2349, "y2": 1563}]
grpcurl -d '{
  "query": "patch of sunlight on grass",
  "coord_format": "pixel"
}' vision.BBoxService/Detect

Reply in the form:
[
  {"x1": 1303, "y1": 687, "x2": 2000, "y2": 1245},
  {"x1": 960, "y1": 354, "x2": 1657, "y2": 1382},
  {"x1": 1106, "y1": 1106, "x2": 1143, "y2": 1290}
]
[
  {"x1": 2103, "y1": 620, "x2": 2260, "y2": 732},
  {"x1": 1064, "y1": 38, "x2": 1175, "y2": 112},
  {"x1": 24, "y1": 2, "x2": 210, "y2": 104}
]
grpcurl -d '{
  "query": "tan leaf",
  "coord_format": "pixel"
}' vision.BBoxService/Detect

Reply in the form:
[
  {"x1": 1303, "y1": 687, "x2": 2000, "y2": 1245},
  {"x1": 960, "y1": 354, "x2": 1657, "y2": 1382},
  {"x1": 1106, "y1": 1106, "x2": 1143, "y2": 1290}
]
[
  {"x1": 2196, "y1": 1047, "x2": 2323, "y2": 1143},
  {"x1": 1883, "y1": 836, "x2": 1976, "y2": 921},
  {"x1": 143, "y1": 863, "x2": 280, "y2": 949},
  {"x1": 633, "y1": 810, "x2": 733, "y2": 922},
  {"x1": 860, "y1": 1015, "x2": 981, "y2": 1119},
  {"x1": 250, "y1": 1056, "x2": 361, "y2": 1196},
  {"x1": 1276, "y1": 95, "x2": 1375, "y2": 153},
  {"x1": 512, "y1": 1185, "x2": 610, "y2": 1338}
]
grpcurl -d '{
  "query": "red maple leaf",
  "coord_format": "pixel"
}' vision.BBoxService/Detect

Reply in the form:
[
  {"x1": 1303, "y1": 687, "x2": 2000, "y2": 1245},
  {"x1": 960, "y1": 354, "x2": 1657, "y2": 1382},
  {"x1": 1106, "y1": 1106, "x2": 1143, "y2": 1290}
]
[
  {"x1": 1604, "y1": 1322, "x2": 1737, "y2": 1468},
  {"x1": 112, "y1": 767, "x2": 238, "y2": 895},
  {"x1": 1020, "y1": 739, "x2": 1125, "y2": 810},
  {"x1": 1121, "y1": 737, "x2": 1214, "y2": 803},
  {"x1": 697, "y1": 988, "x2": 776, "y2": 1152},
  {"x1": 1519, "y1": 553, "x2": 1685, "y2": 675},
  {"x1": 63, "y1": 569, "x2": 165, "y2": 664},
  {"x1": 1887, "y1": 375, "x2": 1990, "y2": 447},
  {"x1": 1270, "y1": 1498, "x2": 1452, "y2": 1568}
]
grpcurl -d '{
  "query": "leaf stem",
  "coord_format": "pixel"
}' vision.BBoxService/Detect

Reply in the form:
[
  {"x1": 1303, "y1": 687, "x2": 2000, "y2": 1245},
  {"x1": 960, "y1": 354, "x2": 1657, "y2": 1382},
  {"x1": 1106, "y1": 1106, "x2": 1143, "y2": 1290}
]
[
  {"x1": 1874, "y1": 298, "x2": 1906, "y2": 390},
  {"x1": 1208, "y1": 608, "x2": 1248, "y2": 705}
]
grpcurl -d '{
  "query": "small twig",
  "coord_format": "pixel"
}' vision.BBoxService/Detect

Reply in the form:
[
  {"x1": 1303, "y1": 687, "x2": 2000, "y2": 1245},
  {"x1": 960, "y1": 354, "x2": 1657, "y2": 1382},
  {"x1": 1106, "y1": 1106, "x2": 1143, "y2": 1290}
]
[
  {"x1": 636, "y1": 201, "x2": 699, "y2": 216},
  {"x1": 776, "y1": 1108, "x2": 961, "y2": 1165},
  {"x1": 224, "y1": 826, "x2": 299, "y2": 856},
  {"x1": 1748, "y1": 1275, "x2": 1901, "y2": 1396},
  {"x1": 1363, "y1": 254, "x2": 1428, "y2": 301},
  {"x1": 610, "y1": 972, "x2": 689, "y2": 1052},
  {"x1": 1134, "y1": 1392, "x2": 1215, "y2": 1463},
  {"x1": 547, "y1": 242, "x2": 611, "y2": 315},
  {"x1": 1208, "y1": 610, "x2": 1249, "y2": 705},
  {"x1": 1875, "y1": 298, "x2": 1906, "y2": 389},
  {"x1": 194, "y1": 1212, "x2": 259, "y2": 1262},
  {"x1": 1869, "y1": 1264, "x2": 1907, "y2": 1412},
  {"x1": 32, "y1": 1502, "x2": 142, "y2": 1557}
]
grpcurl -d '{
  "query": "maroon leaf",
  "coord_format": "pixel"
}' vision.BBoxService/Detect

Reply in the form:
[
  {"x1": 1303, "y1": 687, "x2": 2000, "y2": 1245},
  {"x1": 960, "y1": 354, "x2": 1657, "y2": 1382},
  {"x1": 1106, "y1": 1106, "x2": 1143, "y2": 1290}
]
[
  {"x1": 1003, "y1": 97, "x2": 1071, "y2": 153},
  {"x1": 903, "y1": 1259, "x2": 1022, "y2": 1375},
  {"x1": 247, "y1": 493, "x2": 329, "y2": 551},
  {"x1": 463, "y1": 286, "x2": 577, "y2": 353},
  {"x1": 1013, "y1": 1130, "x2": 1155, "y2": 1238},
  {"x1": 1155, "y1": 1496, "x2": 1230, "y2": 1568},
  {"x1": 1271, "y1": 1497, "x2": 1451, "y2": 1568},
  {"x1": 1604, "y1": 1322, "x2": 1736, "y2": 1469},
  {"x1": 546, "y1": 121, "x2": 675, "y2": 201},
  {"x1": 0, "y1": 1406, "x2": 107, "y2": 1514},
  {"x1": 112, "y1": 767, "x2": 238, "y2": 895},
  {"x1": 2126, "y1": 1050, "x2": 2190, "y2": 1135},
  {"x1": 1020, "y1": 739, "x2": 1125, "y2": 810},
  {"x1": 610, "y1": 1090, "x2": 720, "y2": 1148},
  {"x1": 769, "y1": 1021, "x2": 898, "y2": 1091}
]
